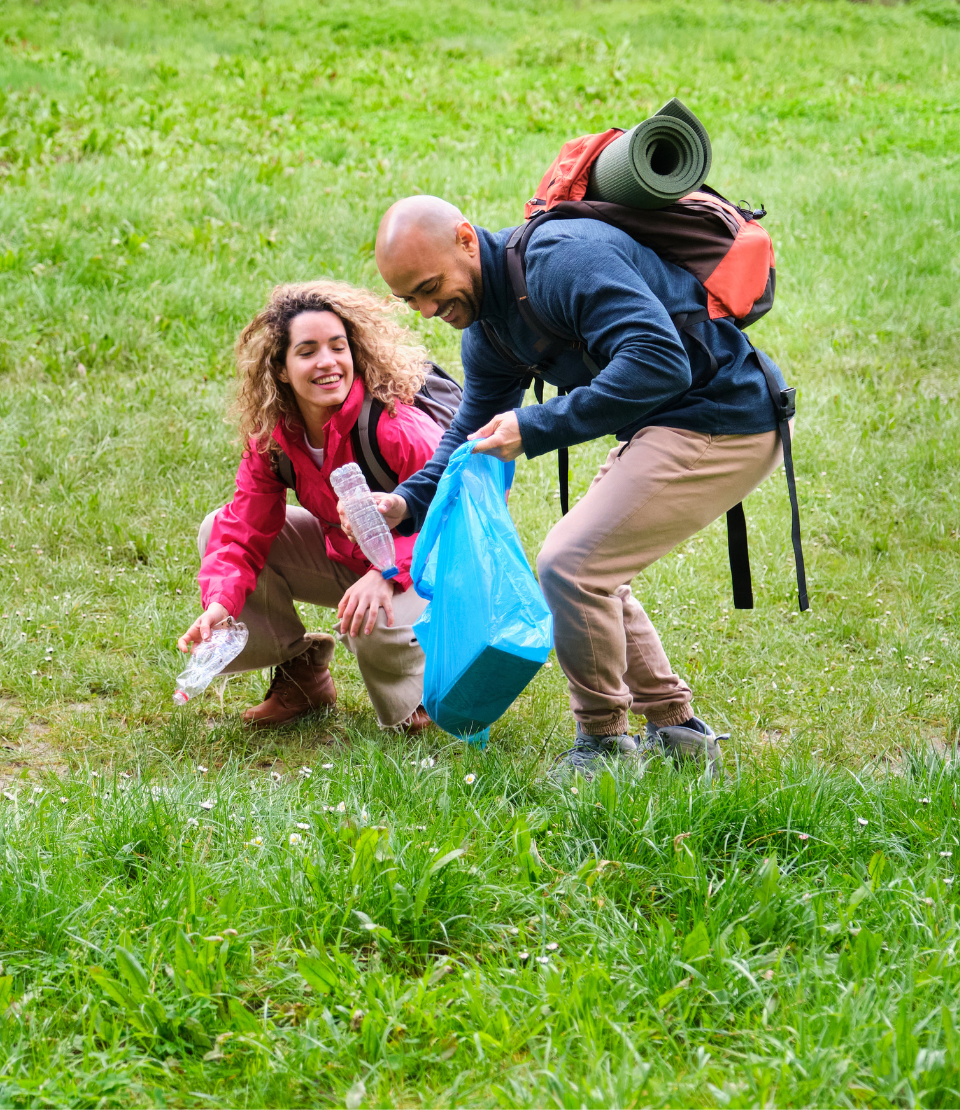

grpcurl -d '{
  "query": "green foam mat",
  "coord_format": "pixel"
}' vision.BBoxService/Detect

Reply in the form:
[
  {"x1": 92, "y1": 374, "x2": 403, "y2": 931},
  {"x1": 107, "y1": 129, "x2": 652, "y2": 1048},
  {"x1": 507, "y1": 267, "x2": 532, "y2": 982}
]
[{"x1": 586, "y1": 97, "x2": 712, "y2": 209}]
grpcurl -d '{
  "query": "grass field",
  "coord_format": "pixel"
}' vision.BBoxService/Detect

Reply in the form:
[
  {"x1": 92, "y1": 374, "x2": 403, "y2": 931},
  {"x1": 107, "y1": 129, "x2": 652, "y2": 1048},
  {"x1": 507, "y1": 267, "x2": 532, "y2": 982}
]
[{"x1": 1, "y1": 0, "x2": 959, "y2": 1105}]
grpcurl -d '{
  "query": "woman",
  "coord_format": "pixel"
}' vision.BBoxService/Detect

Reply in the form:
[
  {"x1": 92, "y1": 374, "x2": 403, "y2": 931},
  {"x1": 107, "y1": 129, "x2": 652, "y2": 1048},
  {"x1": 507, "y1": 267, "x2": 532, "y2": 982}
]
[{"x1": 177, "y1": 280, "x2": 444, "y2": 730}]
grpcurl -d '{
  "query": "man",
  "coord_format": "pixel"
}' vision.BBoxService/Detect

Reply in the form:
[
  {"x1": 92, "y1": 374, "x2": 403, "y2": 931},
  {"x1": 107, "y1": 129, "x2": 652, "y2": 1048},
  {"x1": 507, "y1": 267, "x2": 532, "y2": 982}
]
[{"x1": 365, "y1": 194, "x2": 787, "y2": 774}]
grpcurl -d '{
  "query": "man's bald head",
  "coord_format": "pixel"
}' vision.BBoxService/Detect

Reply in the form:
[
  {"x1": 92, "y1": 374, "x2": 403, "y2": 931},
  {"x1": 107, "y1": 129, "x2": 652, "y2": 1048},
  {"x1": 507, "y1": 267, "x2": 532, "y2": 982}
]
[{"x1": 375, "y1": 195, "x2": 484, "y2": 330}]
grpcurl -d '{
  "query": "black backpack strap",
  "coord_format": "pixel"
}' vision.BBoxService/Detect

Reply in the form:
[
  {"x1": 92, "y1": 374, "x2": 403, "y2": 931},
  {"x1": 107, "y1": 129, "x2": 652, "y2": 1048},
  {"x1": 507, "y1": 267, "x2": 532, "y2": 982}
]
[
  {"x1": 725, "y1": 502, "x2": 753, "y2": 609},
  {"x1": 350, "y1": 393, "x2": 400, "y2": 494},
  {"x1": 557, "y1": 388, "x2": 569, "y2": 515},
  {"x1": 754, "y1": 349, "x2": 809, "y2": 612},
  {"x1": 272, "y1": 449, "x2": 297, "y2": 494}
]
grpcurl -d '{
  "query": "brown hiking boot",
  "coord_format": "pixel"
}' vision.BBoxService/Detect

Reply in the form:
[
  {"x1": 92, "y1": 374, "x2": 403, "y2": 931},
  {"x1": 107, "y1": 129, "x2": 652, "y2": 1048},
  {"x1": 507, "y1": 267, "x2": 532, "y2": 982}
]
[
  {"x1": 243, "y1": 634, "x2": 336, "y2": 728},
  {"x1": 399, "y1": 705, "x2": 432, "y2": 734}
]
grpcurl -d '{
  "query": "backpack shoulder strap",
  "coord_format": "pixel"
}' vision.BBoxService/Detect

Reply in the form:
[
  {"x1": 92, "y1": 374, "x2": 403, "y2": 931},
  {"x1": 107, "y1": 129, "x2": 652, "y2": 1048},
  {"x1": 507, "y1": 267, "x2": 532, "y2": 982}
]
[
  {"x1": 350, "y1": 391, "x2": 400, "y2": 493},
  {"x1": 272, "y1": 449, "x2": 297, "y2": 493},
  {"x1": 503, "y1": 217, "x2": 602, "y2": 377},
  {"x1": 506, "y1": 217, "x2": 579, "y2": 358},
  {"x1": 754, "y1": 349, "x2": 808, "y2": 612}
]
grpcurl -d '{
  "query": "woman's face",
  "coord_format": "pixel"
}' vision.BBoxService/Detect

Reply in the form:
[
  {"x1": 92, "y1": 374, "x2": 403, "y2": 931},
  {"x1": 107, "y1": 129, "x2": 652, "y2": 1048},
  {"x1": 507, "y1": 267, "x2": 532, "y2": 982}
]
[{"x1": 280, "y1": 310, "x2": 355, "y2": 423}]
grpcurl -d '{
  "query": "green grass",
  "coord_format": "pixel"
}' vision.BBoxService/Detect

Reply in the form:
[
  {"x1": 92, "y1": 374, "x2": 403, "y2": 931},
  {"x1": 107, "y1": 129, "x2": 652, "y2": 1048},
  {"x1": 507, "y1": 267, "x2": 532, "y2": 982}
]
[{"x1": 0, "y1": 0, "x2": 959, "y2": 1104}]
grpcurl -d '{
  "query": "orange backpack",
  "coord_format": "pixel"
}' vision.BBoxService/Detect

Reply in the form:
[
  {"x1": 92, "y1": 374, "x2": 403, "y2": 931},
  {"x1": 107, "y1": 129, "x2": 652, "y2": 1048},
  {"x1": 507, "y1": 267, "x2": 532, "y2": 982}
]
[{"x1": 481, "y1": 131, "x2": 807, "y2": 612}]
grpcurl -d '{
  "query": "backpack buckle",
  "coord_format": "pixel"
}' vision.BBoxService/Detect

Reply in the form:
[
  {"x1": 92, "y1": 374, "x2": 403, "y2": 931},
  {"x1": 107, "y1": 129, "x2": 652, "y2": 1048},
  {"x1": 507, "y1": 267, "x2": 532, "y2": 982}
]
[{"x1": 780, "y1": 387, "x2": 796, "y2": 420}]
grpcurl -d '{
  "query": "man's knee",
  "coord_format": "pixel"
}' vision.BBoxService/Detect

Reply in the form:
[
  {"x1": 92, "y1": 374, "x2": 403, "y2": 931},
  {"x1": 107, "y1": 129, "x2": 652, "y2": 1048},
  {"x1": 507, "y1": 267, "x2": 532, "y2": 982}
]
[
  {"x1": 537, "y1": 536, "x2": 575, "y2": 601},
  {"x1": 197, "y1": 509, "x2": 222, "y2": 558}
]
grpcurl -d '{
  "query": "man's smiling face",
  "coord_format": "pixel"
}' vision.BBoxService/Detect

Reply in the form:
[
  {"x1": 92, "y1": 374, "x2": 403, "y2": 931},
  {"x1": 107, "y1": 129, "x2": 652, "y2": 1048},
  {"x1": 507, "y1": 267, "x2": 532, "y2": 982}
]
[{"x1": 377, "y1": 217, "x2": 484, "y2": 331}]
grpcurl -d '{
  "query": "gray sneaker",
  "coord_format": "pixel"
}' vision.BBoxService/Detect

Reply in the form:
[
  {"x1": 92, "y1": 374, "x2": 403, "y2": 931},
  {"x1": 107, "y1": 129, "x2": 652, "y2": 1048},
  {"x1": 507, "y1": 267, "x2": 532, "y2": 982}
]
[
  {"x1": 643, "y1": 717, "x2": 726, "y2": 778},
  {"x1": 552, "y1": 724, "x2": 640, "y2": 778}
]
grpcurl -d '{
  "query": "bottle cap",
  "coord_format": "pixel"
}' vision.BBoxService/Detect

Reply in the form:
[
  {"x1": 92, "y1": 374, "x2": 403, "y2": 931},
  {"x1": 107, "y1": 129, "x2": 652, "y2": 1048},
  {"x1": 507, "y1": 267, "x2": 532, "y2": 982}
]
[
  {"x1": 381, "y1": 566, "x2": 400, "y2": 580},
  {"x1": 173, "y1": 690, "x2": 189, "y2": 705}
]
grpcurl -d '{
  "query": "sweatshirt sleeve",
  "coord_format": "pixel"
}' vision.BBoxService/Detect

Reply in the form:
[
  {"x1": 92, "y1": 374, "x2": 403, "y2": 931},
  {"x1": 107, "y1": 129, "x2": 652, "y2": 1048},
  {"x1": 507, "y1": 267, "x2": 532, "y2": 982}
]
[
  {"x1": 514, "y1": 226, "x2": 692, "y2": 459},
  {"x1": 392, "y1": 325, "x2": 526, "y2": 534},
  {"x1": 198, "y1": 446, "x2": 287, "y2": 617},
  {"x1": 374, "y1": 406, "x2": 445, "y2": 590}
]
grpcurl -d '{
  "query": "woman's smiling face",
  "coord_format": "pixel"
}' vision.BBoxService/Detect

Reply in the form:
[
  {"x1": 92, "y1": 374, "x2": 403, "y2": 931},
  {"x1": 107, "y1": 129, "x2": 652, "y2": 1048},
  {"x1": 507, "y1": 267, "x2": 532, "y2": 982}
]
[{"x1": 281, "y1": 310, "x2": 355, "y2": 423}]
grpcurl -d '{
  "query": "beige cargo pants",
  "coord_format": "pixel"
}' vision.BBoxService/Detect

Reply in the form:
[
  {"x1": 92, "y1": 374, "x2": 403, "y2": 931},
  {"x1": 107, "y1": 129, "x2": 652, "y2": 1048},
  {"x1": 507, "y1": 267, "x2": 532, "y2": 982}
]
[
  {"x1": 198, "y1": 507, "x2": 429, "y2": 728},
  {"x1": 536, "y1": 424, "x2": 786, "y2": 737}
]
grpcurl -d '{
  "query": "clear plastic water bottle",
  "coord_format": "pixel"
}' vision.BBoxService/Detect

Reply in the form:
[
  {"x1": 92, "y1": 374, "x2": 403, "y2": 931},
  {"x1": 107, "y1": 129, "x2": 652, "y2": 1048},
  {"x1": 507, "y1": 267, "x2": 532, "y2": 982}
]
[
  {"x1": 173, "y1": 619, "x2": 249, "y2": 705},
  {"x1": 330, "y1": 462, "x2": 399, "y2": 580}
]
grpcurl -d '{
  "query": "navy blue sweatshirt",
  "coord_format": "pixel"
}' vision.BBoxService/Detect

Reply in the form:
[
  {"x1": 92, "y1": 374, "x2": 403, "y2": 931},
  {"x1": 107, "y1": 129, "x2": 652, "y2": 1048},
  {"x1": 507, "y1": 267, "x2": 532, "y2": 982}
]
[{"x1": 396, "y1": 217, "x2": 784, "y2": 532}]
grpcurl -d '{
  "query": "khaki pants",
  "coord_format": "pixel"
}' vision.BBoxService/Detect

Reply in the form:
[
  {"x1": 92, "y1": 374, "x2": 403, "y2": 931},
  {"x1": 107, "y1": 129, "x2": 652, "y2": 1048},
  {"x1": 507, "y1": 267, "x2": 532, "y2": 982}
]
[
  {"x1": 536, "y1": 425, "x2": 786, "y2": 737},
  {"x1": 198, "y1": 507, "x2": 429, "y2": 728}
]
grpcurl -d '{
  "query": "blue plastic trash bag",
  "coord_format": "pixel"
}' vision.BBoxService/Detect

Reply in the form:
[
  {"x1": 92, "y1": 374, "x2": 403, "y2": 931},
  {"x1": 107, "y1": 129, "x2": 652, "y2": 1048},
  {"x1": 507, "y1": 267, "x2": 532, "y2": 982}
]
[{"x1": 411, "y1": 442, "x2": 553, "y2": 738}]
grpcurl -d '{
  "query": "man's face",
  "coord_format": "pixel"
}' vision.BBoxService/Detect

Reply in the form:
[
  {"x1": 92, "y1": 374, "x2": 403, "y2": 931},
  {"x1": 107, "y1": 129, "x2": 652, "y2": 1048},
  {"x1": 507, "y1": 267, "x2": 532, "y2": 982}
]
[{"x1": 380, "y1": 222, "x2": 484, "y2": 330}]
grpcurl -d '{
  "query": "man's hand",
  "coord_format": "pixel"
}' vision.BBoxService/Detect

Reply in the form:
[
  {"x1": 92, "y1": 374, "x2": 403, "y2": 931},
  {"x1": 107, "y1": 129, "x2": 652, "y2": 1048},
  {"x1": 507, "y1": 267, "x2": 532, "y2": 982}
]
[
  {"x1": 338, "y1": 492, "x2": 409, "y2": 543},
  {"x1": 468, "y1": 410, "x2": 524, "y2": 462},
  {"x1": 337, "y1": 568, "x2": 396, "y2": 637},
  {"x1": 178, "y1": 602, "x2": 230, "y2": 653}
]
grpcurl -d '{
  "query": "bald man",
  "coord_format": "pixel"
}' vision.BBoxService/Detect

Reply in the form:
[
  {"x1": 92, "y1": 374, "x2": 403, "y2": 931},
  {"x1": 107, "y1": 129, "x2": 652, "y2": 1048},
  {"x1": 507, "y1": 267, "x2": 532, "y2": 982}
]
[{"x1": 370, "y1": 195, "x2": 788, "y2": 775}]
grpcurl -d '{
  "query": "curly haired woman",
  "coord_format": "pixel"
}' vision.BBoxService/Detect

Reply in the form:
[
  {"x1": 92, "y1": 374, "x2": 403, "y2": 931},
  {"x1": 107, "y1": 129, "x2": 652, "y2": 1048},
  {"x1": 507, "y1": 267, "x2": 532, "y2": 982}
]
[{"x1": 177, "y1": 280, "x2": 444, "y2": 730}]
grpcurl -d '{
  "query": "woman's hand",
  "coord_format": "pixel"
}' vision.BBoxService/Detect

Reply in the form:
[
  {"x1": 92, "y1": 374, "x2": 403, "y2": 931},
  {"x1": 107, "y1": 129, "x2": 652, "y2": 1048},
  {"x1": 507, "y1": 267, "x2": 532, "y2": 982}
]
[
  {"x1": 178, "y1": 602, "x2": 231, "y2": 653},
  {"x1": 337, "y1": 492, "x2": 409, "y2": 543},
  {"x1": 468, "y1": 411, "x2": 524, "y2": 461},
  {"x1": 337, "y1": 568, "x2": 396, "y2": 637}
]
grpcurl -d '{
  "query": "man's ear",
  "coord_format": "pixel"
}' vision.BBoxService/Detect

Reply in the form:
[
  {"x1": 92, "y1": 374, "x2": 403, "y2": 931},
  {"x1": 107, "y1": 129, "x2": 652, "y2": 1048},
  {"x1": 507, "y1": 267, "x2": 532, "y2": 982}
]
[{"x1": 455, "y1": 219, "x2": 479, "y2": 256}]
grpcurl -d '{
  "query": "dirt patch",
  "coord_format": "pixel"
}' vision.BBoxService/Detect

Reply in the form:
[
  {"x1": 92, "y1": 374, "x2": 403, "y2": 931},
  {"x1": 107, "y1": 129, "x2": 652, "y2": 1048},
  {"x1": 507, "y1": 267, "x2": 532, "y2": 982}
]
[{"x1": 0, "y1": 699, "x2": 68, "y2": 783}]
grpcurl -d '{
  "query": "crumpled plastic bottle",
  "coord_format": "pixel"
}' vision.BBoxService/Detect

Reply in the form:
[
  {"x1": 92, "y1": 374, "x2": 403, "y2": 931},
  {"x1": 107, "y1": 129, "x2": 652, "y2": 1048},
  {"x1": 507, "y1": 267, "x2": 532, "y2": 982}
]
[
  {"x1": 330, "y1": 462, "x2": 399, "y2": 580},
  {"x1": 173, "y1": 619, "x2": 248, "y2": 704}
]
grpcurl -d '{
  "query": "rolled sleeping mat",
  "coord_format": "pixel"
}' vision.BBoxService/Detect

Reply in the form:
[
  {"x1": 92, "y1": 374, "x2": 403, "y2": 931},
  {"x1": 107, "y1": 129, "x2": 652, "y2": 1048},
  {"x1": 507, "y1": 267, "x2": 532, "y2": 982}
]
[{"x1": 586, "y1": 97, "x2": 712, "y2": 210}]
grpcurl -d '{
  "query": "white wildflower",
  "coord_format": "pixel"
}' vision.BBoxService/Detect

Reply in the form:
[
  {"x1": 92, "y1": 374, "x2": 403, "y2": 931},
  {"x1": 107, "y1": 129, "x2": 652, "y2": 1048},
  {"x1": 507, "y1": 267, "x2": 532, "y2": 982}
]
[
  {"x1": 59, "y1": 796, "x2": 68, "y2": 804},
  {"x1": 187, "y1": 817, "x2": 199, "y2": 827},
  {"x1": 203, "y1": 935, "x2": 224, "y2": 943},
  {"x1": 546, "y1": 942, "x2": 559, "y2": 951},
  {"x1": 940, "y1": 851, "x2": 953, "y2": 858},
  {"x1": 270, "y1": 771, "x2": 282, "y2": 783},
  {"x1": 321, "y1": 763, "x2": 333, "y2": 770},
  {"x1": 200, "y1": 800, "x2": 215, "y2": 810},
  {"x1": 570, "y1": 787, "x2": 579, "y2": 796},
  {"x1": 288, "y1": 833, "x2": 303, "y2": 846},
  {"x1": 295, "y1": 822, "x2": 310, "y2": 831},
  {"x1": 857, "y1": 818, "x2": 868, "y2": 826},
  {"x1": 197, "y1": 765, "x2": 208, "y2": 774},
  {"x1": 420, "y1": 757, "x2": 435, "y2": 769},
  {"x1": 299, "y1": 766, "x2": 312, "y2": 777},
  {"x1": 464, "y1": 774, "x2": 476, "y2": 785},
  {"x1": 518, "y1": 951, "x2": 530, "y2": 960},
  {"x1": 246, "y1": 836, "x2": 264, "y2": 848},
  {"x1": 536, "y1": 956, "x2": 550, "y2": 965},
  {"x1": 336, "y1": 801, "x2": 346, "y2": 813}
]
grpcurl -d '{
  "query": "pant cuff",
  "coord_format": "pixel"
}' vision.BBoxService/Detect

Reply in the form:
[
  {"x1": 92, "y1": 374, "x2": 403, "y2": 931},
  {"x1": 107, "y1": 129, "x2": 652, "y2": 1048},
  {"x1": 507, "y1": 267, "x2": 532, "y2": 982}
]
[
  {"x1": 646, "y1": 703, "x2": 694, "y2": 728},
  {"x1": 577, "y1": 712, "x2": 630, "y2": 737}
]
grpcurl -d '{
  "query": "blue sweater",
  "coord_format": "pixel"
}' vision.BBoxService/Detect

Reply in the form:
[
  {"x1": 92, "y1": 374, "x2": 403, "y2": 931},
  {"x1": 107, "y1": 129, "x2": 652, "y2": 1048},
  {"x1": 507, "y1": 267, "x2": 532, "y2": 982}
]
[{"x1": 396, "y1": 217, "x2": 784, "y2": 532}]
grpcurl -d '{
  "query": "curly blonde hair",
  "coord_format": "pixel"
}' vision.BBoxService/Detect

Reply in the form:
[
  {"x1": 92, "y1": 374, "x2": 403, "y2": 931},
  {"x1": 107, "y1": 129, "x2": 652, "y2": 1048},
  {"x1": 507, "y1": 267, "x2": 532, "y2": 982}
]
[{"x1": 233, "y1": 280, "x2": 430, "y2": 452}]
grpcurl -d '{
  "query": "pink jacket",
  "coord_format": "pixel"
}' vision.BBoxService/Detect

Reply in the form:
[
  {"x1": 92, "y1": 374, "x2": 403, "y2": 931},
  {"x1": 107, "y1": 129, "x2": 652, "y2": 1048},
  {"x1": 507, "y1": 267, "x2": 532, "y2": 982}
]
[{"x1": 199, "y1": 377, "x2": 443, "y2": 616}]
